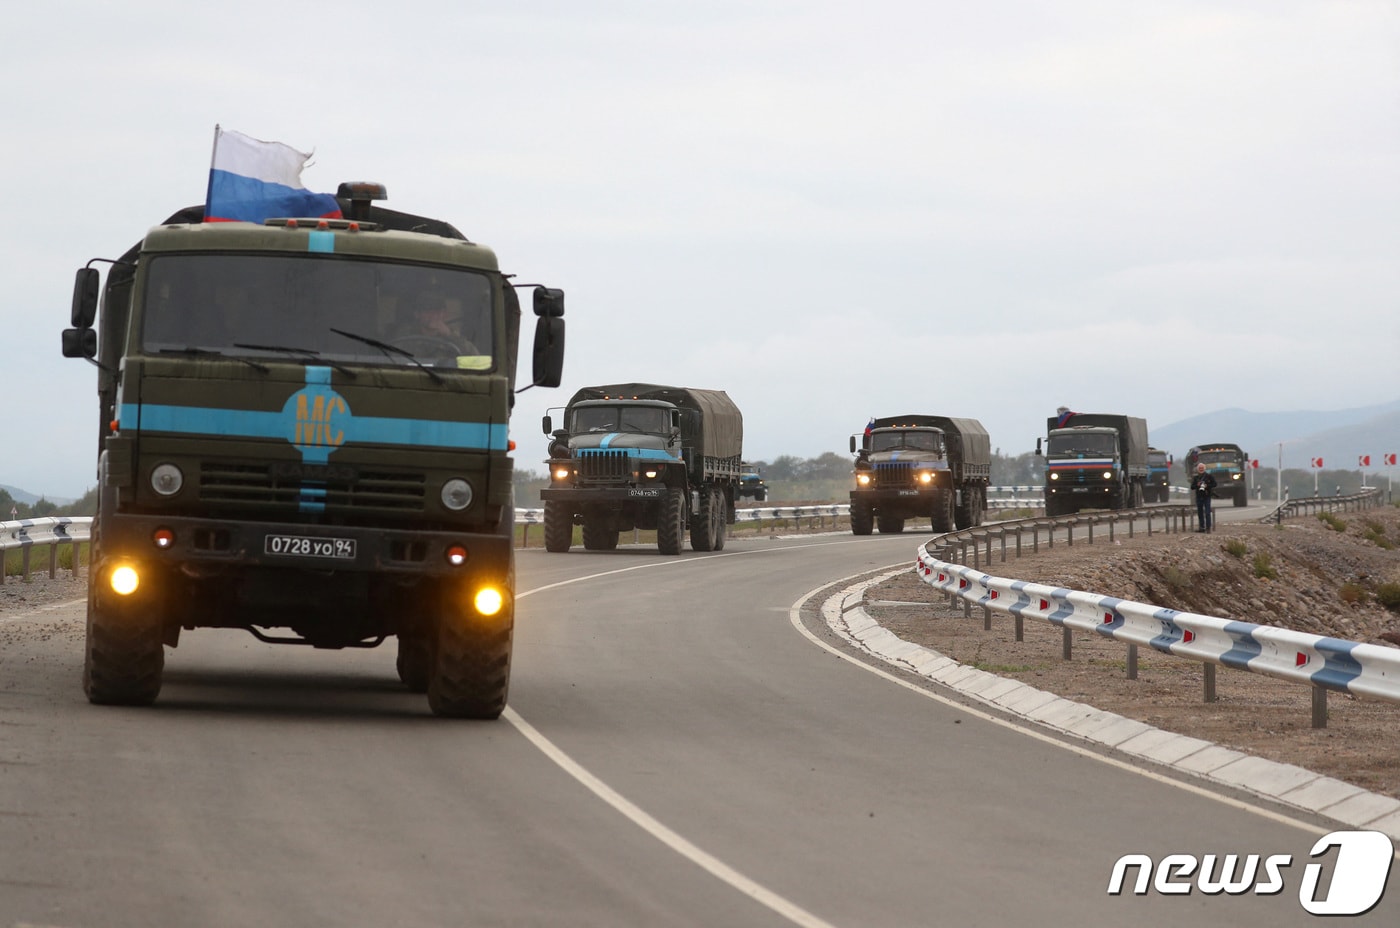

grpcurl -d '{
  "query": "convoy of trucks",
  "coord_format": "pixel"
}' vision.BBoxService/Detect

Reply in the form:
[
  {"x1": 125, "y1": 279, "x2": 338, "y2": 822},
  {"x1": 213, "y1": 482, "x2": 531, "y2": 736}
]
[
  {"x1": 539, "y1": 383, "x2": 743, "y2": 555},
  {"x1": 59, "y1": 182, "x2": 566, "y2": 718},
  {"x1": 1186, "y1": 442, "x2": 1250, "y2": 507},
  {"x1": 847, "y1": 415, "x2": 991, "y2": 535},
  {"x1": 1036, "y1": 412, "x2": 1149, "y2": 516}
]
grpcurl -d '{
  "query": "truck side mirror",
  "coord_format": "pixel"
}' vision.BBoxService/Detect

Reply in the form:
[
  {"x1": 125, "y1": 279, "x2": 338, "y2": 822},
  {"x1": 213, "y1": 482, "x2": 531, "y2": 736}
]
[
  {"x1": 61, "y1": 327, "x2": 97, "y2": 359},
  {"x1": 1035, "y1": 438, "x2": 1043, "y2": 455},
  {"x1": 533, "y1": 287, "x2": 565, "y2": 318},
  {"x1": 71, "y1": 267, "x2": 100, "y2": 328},
  {"x1": 531, "y1": 315, "x2": 565, "y2": 388},
  {"x1": 848, "y1": 435, "x2": 857, "y2": 454},
  {"x1": 541, "y1": 414, "x2": 553, "y2": 435}
]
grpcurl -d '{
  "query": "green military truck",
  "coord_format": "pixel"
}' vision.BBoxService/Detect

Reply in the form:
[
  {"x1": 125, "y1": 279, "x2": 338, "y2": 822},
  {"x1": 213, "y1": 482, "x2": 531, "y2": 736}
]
[
  {"x1": 1037, "y1": 412, "x2": 1149, "y2": 516},
  {"x1": 1146, "y1": 447, "x2": 1172, "y2": 503},
  {"x1": 737, "y1": 463, "x2": 768, "y2": 502},
  {"x1": 60, "y1": 183, "x2": 566, "y2": 718},
  {"x1": 1186, "y1": 442, "x2": 1250, "y2": 507},
  {"x1": 848, "y1": 415, "x2": 992, "y2": 535},
  {"x1": 540, "y1": 383, "x2": 742, "y2": 555}
]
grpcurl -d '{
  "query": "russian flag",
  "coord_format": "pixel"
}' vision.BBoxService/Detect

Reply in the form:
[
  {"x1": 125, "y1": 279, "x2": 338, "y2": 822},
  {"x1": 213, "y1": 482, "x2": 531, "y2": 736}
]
[{"x1": 204, "y1": 126, "x2": 342, "y2": 223}]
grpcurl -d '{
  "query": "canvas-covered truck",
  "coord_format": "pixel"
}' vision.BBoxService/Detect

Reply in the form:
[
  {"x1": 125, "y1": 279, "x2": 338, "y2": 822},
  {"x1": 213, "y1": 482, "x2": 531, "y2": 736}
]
[
  {"x1": 1186, "y1": 442, "x2": 1250, "y2": 507},
  {"x1": 59, "y1": 183, "x2": 566, "y2": 718},
  {"x1": 1036, "y1": 412, "x2": 1149, "y2": 516},
  {"x1": 848, "y1": 415, "x2": 991, "y2": 535},
  {"x1": 1146, "y1": 447, "x2": 1172, "y2": 503},
  {"x1": 540, "y1": 383, "x2": 743, "y2": 555}
]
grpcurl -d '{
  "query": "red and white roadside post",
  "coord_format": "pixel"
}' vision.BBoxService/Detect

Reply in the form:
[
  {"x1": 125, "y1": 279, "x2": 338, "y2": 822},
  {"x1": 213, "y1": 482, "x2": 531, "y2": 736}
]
[{"x1": 1311, "y1": 456, "x2": 1323, "y2": 495}]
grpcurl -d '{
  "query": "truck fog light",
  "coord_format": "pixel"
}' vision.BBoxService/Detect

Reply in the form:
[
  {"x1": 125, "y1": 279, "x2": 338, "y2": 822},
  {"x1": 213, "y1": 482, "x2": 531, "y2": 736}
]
[
  {"x1": 474, "y1": 586, "x2": 506, "y2": 616},
  {"x1": 109, "y1": 565, "x2": 140, "y2": 596},
  {"x1": 445, "y1": 544, "x2": 469, "y2": 566},
  {"x1": 643, "y1": 469, "x2": 658, "y2": 479},
  {"x1": 150, "y1": 463, "x2": 184, "y2": 496},
  {"x1": 553, "y1": 467, "x2": 571, "y2": 481},
  {"x1": 152, "y1": 528, "x2": 175, "y2": 549},
  {"x1": 440, "y1": 479, "x2": 474, "y2": 511}
]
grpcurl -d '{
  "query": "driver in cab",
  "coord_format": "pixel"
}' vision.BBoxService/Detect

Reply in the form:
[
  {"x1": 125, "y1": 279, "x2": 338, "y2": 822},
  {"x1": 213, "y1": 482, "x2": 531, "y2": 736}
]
[{"x1": 398, "y1": 293, "x2": 490, "y2": 370}]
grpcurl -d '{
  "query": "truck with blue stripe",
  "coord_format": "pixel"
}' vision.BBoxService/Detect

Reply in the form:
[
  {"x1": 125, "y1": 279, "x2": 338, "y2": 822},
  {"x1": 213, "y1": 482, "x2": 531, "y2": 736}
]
[
  {"x1": 1146, "y1": 446, "x2": 1172, "y2": 503},
  {"x1": 1186, "y1": 442, "x2": 1250, "y2": 508},
  {"x1": 1036, "y1": 412, "x2": 1149, "y2": 517},
  {"x1": 59, "y1": 183, "x2": 566, "y2": 718},
  {"x1": 539, "y1": 383, "x2": 743, "y2": 555},
  {"x1": 848, "y1": 415, "x2": 991, "y2": 535}
]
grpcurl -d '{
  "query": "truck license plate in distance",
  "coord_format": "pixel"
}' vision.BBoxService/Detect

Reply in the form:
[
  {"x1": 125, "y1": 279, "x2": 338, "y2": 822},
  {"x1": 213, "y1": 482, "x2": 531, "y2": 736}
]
[
  {"x1": 264, "y1": 534, "x2": 357, "y2": 559},
  {"x1": 627, "y1": 488, "x2": 662, "y2": 497}
]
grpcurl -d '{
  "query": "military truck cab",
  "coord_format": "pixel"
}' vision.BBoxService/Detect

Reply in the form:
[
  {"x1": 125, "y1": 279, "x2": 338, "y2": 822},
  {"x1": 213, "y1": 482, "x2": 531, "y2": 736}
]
[
  {"x1": 1037, "y1": 412, "x2": 1149, "y2": 516},
  {"x1": 60, "y1": 183, "x2": 565, "y2": 718},
  {"x1": 848, "y1": 415, "x2": 990, "y2": 535},
  {"x1": 1186, "y1": 443, "x2": 1249, "y2": 507}
]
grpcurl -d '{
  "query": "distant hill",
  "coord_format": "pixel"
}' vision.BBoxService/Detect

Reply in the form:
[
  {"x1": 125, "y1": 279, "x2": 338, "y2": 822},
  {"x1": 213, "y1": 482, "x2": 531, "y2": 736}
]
[
  {"x1": 0, "y1": 484, "x2": 76, "y2": 507},
  {"x1": 1151, "y1": 400, "x2": 1400, "y2": 470}
]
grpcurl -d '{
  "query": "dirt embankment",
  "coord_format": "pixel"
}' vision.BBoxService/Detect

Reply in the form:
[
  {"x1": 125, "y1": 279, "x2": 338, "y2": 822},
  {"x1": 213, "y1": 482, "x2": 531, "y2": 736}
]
[{"x1": 866, "y1": 504, "x2": 1400, "y2": 798}]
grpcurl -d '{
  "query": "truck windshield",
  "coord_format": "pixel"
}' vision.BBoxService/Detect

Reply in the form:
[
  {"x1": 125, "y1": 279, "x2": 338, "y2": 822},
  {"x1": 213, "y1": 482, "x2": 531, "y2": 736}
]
[
  {"x1": 1148, "y1": 453, "x2": 1168, "y2": 467},
  {"x1": 1196, "y1": 451, "x2": 1238, "y2": 465},
  {"x1": 1047, "y1": 432, "x2": 1117, "y2": 455},
  {"x1": 870, "y1": 431, "x2": 943, "y2": 453},
  {"x1": 572, "y1": 406, "x2": 669, "y2": 434},
  {"x1": 139, "y1": 254, "x2": 494, "y2": 367}
]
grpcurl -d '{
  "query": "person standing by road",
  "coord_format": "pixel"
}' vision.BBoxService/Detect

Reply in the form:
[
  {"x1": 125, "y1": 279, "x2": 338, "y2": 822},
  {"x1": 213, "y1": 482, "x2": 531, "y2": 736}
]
[{"x1": 1192, "y1": 462, "x2": 1217, "y2": 532}]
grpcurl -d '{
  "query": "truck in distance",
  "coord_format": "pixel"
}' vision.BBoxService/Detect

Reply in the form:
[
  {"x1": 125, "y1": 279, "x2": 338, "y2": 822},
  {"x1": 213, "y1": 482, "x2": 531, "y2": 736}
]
[
  {"x1": 59, "y1": 182, "x2": 566, "y2": 718},
  {"x1": 1146, "y1": 447, "x2": 1172, "y2": 503},
  {"x1": 1185, "y1": 442, "x2": 1250, "y2": 507},
  {"x1": 737, "y1": 463, "x2": 768, "y2": 502},
  {"x1": 1036, "y1": 412, "x2": 1149, "y2": 516},
  {"x1": 540, "y1": 383, "x2": 743, "y2": 555},
  {"x1": 848, "y1": 415, "x2": 991, "y2": 535}
]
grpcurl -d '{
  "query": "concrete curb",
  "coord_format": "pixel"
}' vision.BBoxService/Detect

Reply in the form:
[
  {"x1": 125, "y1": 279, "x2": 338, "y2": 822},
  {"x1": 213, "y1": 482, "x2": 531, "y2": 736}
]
[{"x1": 822, "y1": 569, "x2": 1400, "y2": 842}]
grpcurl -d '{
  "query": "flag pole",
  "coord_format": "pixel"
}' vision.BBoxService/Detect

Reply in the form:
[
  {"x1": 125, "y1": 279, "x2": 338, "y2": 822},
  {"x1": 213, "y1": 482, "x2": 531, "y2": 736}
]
[{"x1": 203, "y1": 124, "x2": 222, "y2": 219}]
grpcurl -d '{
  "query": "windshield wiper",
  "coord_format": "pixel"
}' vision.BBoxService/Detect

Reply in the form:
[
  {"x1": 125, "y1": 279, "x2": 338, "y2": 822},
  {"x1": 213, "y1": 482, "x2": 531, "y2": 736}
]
[
  {"x1": 232, "y1": 343, "x2": 357, "y2": 379},
  {"x1": 158, "y1": 346, "x2": 269, "y2": 373},
  {"x1": 328, "y1": 328, "x2": 442, "y2": 384}
]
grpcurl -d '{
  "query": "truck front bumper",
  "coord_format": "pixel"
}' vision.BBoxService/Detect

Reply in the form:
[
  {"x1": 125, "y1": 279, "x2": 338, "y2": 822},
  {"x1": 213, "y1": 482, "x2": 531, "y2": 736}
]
[{"x1": 540, "y1": 486, "x2": 667, "y2": 503}]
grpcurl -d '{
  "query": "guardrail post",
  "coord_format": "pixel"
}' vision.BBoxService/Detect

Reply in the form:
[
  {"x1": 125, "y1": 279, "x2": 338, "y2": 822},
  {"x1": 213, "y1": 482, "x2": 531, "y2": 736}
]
[
  {"x1": 1087, "y1": 520, "x2": 1095, "y2": 545},
  {"x1": 21, "y1": 546, "x2": 32, "y2": 582},
  {"x1": 1203, "y1": 663, "x2": 1217, "y2": 702},
  {"x1": 983, "y1": 605, "x2": 992, "y2": 631},
  {"x1": 971, "y1": 541, "x2": 980, "y2": 570},
  {"x1": 1062, "y1": 627, "x2": 1072, "y2": 660},
  {"x1": 999, "y1": 531, "x2": 1007, "y2": 563},
  {"x1": 1015, "y1": 529, "x2": 1022, "y2": 559},
  {"x1": 1032, "y1": 524, "x2": 1040, "y2": 553},
  {"x1": 1014, "y1": 613, "x2": 1024, "y2": 642},
  {"x1": 48, "y1": 544, "x2": 57, "y2": 579},
  {"x1": 1127, "y1": 514, "x2": 1134, "y2": 539},
  {"x1": 1312, "y1": 686, "x2": 1328, "y2": 729},
  {"x1": 1126, "y1": 643, "x2": 1138, "y2": 680},
  {"x1": 1108, "y1": 517, "x2": 1115, "y2": 544},
  {"x1": 984, "y1": 534, "x2": 992, "y2": 565},
  {"x1": 1066, "y1": 523, "x2": 1074, "y2": 547}
]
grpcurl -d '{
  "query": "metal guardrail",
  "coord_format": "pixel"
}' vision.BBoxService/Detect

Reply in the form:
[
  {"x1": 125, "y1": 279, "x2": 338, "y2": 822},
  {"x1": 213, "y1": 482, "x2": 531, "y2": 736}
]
[
  {"x1": 913, "y1": 489, "x2": 1395, "y2": 727},
  {"x1": 1, "y1": 517, "x2": 89, "y2": 584}
]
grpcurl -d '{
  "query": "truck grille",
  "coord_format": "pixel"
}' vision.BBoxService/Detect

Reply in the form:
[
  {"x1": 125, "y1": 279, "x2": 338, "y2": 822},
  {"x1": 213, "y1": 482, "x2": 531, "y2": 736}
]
[
  {"x1": 873, "y1": 462, "x2": 915, "y2": 489},
  {"x1": 577, "y1": 450, "x2": 630, "y2": 481},
  {"x1": 198, "y1": 463, "x2": 426, "y2": 512}
]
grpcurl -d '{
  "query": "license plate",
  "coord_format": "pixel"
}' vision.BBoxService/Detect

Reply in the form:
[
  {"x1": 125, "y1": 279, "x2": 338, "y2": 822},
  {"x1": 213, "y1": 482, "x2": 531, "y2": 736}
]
[
  {"x1": 627, "y1": 488, "x2": 662, "y2": 497},
  {"x1": 897, "y1": 490, "x2": 919, "y2": 496},
  {"x1": 264, "y1": 534, "x2": 357, "y2": 559}
]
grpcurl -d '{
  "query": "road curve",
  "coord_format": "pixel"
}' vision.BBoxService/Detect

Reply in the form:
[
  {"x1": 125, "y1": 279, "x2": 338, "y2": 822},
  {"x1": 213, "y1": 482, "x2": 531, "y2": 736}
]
[{"x1": 2, "y1": 525, "x2": 1393, "y2": 926}]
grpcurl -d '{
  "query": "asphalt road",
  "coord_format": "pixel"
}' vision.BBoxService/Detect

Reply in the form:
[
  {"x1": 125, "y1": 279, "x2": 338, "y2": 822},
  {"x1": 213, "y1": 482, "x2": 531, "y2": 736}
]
[{"x1": 2, "y1": 519, "x2": 1394, "y2": 927}]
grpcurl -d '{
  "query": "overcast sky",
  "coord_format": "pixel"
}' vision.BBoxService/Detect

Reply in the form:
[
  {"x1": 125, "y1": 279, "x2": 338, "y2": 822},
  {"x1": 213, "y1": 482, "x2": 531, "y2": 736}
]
[{"x1": 5, "y1": 1, "x2": 1398, "y2": 499}]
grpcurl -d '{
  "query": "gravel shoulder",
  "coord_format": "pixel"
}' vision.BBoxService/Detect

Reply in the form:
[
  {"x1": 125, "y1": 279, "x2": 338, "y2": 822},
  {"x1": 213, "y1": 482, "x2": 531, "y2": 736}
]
[{"x1": 864, "y1": 504, "x2": 1400, "y2": 799}]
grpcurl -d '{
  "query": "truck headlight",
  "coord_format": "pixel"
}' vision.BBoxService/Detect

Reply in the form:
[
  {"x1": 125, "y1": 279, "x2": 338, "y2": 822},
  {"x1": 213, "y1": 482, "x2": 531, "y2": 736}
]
[
  {"x1": 150, "y1": 463, "x2": 184, "y2": 496},
  {"x1": 918, "y1": 471, "x2": 933, "y2": 484},
  {"x1": 1232, "y1": 473, "x2": 1241, "y2": 481},
  {"x1": 1102, "y1": 471, "x2": 1113, "y2": 480},
  {"x1": 440, "y1": 478, "x2": 474, "y2": 511},
  {"x1": 1049, "y1": 472, "x2": 1059, "y2": 481},
  {"x1": 643, "y1": 468, "x2": 659, "y2": 480},
  {"x1": 552, "y1": 466, "x2": 572, "y2": 482},
  {"x1": 109, "y1": 564, "x2": 140, "y2": 596},
  {"x1": 856, "y1": 473, "x2": 871, "y2": 486}
]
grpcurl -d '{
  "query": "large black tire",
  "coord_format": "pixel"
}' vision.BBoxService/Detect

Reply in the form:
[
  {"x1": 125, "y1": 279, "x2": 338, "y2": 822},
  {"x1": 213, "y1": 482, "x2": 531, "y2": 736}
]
[
  {"x1": 582, "y1": 519, "x2": 619, "y2": 550},
  {"x1": 876, "y1": 514, "x2": 905, "y2": 534},
  {"x1": 690, "y1": 487, "x2": 722, "y2": 552},
  {"x1": 850, "y1": 500, "x2": 873, "y2": 536},
  {"x1": 543, "y1": 500, "x2": 572, "y2": 553},
  {"x1": 713, "y1": 492, "x2": 728, "y2": 551},
  {"x1": 931, "y1": 489, "x2": 954, "y2": 533},
  {"x1": 427, "y1": 586, "x2": 513, "y2": 719},
  {"x1": 83, "y1": 583, "x2": 165, "y2": 706},
  {"x1": 657, "y1": 487, "x2": 686, "y2": 555},
  {"x1": 1234, "y1": 486, "x2": 1248, "y2": 508},
  {"x1": 755, "y1": 490, "x2": 766, "y2": 503},
  {"x1": 972, "y1": 485, "x2": 986, "y2": 526},
  {"x1": 396, "y1": 633, "x2": 432, "y2": 693}
]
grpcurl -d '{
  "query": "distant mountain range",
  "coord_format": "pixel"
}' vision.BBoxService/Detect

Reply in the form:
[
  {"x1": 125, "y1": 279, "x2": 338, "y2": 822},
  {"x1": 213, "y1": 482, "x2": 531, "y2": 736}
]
[
  {"x1": 0, "y1": 484, "x2": 76, "y2": 507},
  {"x1": 1150, "y1": 399, "x2": 1400, "y2": 471}
]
